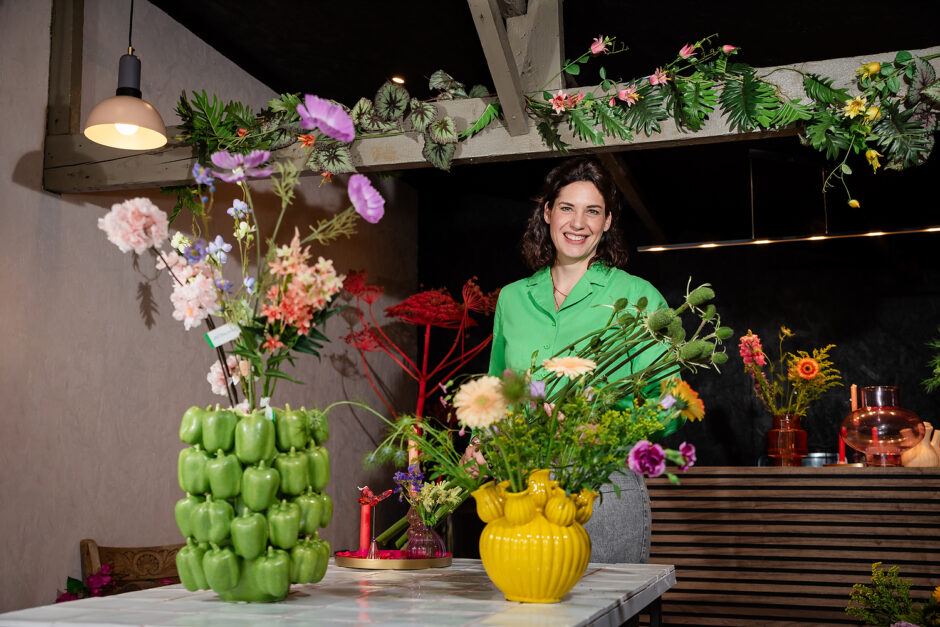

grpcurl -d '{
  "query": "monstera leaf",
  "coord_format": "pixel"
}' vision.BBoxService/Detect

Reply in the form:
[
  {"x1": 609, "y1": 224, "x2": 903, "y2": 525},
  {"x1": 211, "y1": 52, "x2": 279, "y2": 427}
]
[
  {"x1": 375, "y1": 82, "x2": 410, "y2": 121},
  {"x1": 408, "y1": 99, "x2": 436, "y2": 132},
  {"x1": 460, "y1": 103, "x2": 500, "y2": 139},
  {"x1": 719, "y1": 69, "x2": 779, "y2": 131},
  {"x1": 422, "y1": 136, "x2": 457, "y2": 171}
]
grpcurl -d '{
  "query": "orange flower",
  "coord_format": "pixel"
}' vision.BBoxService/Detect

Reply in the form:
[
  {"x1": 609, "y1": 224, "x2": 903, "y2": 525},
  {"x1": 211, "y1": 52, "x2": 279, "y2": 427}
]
[
  {"x1": 299, "y1": 134, "x2": 316, "y2": 148},
  {"x1": 662, "y1": 379, "x2": 705, "y2": 422},
  {"x1": 793, "y1": 357, "x2": 820, "y2": 380}
]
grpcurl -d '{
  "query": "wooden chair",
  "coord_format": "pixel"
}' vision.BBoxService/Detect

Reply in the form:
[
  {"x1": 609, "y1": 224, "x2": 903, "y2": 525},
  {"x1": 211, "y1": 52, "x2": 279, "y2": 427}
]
[{"x1": 80, "y1": 539, "x2": 183, "y2": 595}]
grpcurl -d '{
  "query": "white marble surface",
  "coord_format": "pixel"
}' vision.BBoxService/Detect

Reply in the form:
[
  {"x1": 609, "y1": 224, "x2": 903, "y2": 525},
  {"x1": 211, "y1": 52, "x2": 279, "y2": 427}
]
[{"x1": 0, "y1": 559, "x2": 675, "y2": 627}]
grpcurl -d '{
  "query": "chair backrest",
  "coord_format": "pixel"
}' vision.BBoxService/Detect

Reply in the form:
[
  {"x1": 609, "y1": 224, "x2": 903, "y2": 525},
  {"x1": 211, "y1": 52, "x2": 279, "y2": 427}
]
[{"x1": 80, "y1": 539, "x2": 184, "y2": 594}]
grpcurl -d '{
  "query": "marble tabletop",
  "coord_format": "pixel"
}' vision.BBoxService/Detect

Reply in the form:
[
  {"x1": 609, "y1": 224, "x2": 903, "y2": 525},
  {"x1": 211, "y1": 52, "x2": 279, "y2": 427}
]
[{"x1": 0, "y1": 559, "x2": 675, "y2": 626}]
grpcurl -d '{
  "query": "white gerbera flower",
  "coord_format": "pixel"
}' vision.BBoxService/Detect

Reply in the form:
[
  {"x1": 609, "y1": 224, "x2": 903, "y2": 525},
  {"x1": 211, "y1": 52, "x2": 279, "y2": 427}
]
[{"x1": 453, "y1": 376, "x2": 508, "y2": 428}]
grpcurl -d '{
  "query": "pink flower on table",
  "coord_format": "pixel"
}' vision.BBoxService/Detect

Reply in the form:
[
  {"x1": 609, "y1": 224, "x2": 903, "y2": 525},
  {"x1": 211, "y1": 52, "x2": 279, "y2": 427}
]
[
  {"x1": 297, "y1": 94, "x2": 356, "y2": 142},
  {"x1": 208, "y1": 355, "x2": 248, "y2": 396},
  {"x1": 171, "y1": 270, "x2": 220, "y2": 330},
  {"x1": 551, "y1": 90, "x2": 568, "y2": 114},
  {"x1": 98, "y1": 197, "x2": 169, "y2": 254},
  {"x1": 347, "y1": 174, "x2": 385, "y2": 224},
  {"x1": 627, "y1": 440, "x2": 666, "y2": 477},
  {"x1": 590, "y1": 35, "x2": 608, "y2": 55},
  {"x1": 678, "y1": 441, "x2": 697, "y2": 472},
  {"x1": 617, "y1": 85, "x2": 639, "y2": 106},
  {"x1": 210, "y1": 150, "x2": 273, "y2": 183},
  {"x1": 649, "y1": 68, "x2": 669, "y2": 86},
  {"x1": 679, "y1": 43, "x2": 697, "y2": 59},
  {"x1": 55, "y1": 591, "x2": 79, "y2": 603},
  {"x1": 722, "y1": 45, "x2": 737, "y2": 54}
]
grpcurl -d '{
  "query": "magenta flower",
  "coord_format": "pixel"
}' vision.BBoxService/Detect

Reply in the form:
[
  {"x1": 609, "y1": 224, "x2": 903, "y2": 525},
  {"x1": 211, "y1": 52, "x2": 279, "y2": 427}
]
[
  {"x1": 210, "y1": 150, "x2": 273, "y2": 183},
  {"x1": 679, "y1": 43, "x2": 697, "y2": 59},
  {"x1": 551, "y1": 90, "x2": 568, "y2": 114},
  {"x1": 627, "y1": 440, "x2": 666, "y2": 477},
  {"x1": 678, "y1": 441, "x2": 697, "y2": 472},
  {"x1": 649, "y1": 68, "x2": 669, "y2": 86},
  {"x1": 347, "y1": 174, "x2": 385, "y2": 224},
  {"x1": 722, "y1": 44, "x2": 737, "y2": 54},
  {"x1": 590, "y1": 35, "x2": 608, "y2": 55},
  {"x1": 297, "y1": 94, "x2": 355, "y2": 142}
]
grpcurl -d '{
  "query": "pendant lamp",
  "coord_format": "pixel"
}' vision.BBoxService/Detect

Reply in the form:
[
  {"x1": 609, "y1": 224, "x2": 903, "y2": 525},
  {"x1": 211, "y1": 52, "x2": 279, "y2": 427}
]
[{"x1": 83, "y1": 0, "x2": 167, "y2": 150}]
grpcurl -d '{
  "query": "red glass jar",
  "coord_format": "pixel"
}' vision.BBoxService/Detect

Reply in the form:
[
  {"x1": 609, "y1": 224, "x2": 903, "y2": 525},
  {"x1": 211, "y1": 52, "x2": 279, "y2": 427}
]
[
  {"x1": 841, "y1": 386, "x2": 925, "y2": 466},
  {"x1": 767, "y1": 414, "x2": 808, "y2": 466}
]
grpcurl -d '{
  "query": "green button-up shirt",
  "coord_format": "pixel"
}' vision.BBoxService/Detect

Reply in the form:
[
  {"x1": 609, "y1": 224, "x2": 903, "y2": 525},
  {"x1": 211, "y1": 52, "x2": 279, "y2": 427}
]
[{"x1": 488, "y1": 264, "x2": 668, "y2": 384}]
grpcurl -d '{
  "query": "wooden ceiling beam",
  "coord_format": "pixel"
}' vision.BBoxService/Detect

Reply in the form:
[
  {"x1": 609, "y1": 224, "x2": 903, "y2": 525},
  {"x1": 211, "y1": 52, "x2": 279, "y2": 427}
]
[
  {"x1": 42, "y1": 47, "x2": 940, "y2": 194},
  {"x1": 506, "y1": 0, "x2": 564, "y2": 93}
]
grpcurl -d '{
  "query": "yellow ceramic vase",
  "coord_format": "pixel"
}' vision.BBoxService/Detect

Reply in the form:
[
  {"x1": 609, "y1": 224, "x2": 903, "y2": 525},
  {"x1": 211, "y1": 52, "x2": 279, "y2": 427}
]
[{"x1": 471, "y1": 470, "x2": 597, "y2": 603}]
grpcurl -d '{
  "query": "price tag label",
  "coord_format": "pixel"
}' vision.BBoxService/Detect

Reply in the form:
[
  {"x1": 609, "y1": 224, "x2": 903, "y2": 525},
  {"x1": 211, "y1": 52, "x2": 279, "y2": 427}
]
[{"x1": 204, "y1": 323, "x2": 241, "y2": 348}]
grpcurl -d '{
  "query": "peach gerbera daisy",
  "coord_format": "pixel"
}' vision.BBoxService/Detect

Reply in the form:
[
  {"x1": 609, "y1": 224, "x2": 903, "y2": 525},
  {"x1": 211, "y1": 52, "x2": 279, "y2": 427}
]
[
  {"x1": 453, "y1": 376, "x2": 508, "y2": 428},
  {"x1": 542, "y1": 356, "x2": 596, "y2": 378}
]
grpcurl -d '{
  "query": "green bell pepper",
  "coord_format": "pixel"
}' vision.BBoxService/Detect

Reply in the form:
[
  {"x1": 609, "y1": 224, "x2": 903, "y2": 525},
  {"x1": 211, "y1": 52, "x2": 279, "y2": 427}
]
[
  {"x1": 304, "y1": 444, "x2": 330, "y2": 492},
  {"x1": 191, "y1": 495, "x2": 234, "y2": 544},
  {"x1": 235, "y1": 410, "x2": 275, "y2": 464},
  {"x1": 310, "y1": 532, "x2": 330, "y2": 582},
  {"x1": 276, "y1": 405, "x2": 310, "y2": 452},
  {"x1": 306, "y1": 408, "x2": 329, "y2": 445},
  {"x1": 203, "y1": 543, "x2": 241, "y2": 593},
  {"x1": 274, "y1": 447, "x2": 309, "y2": 496},
  {"x1": 178, "y1": 445, "x2": 210, "y2": 495},
  {"x1": 174, "y1": 494, "x2": 204, "y2": 538},
  {"x1": 203, "y1": 407, "x2": 238, "y2": 453},
  {"x1": 176, "y1": 539, "x2": 209, "y2": 591},
  {"x1": 206, "y1": 450, "x2": 242, "y2": 500},
  {"x1": 257, "y1": 546, "x2": 291, "y2": 599},
  {"x1": 179, "y1": 405, "x2": 208, "y2": 446},
  {"x1": 267, "y1": 500, "x2": 301, "y2": 550},
  {"x1": 319, "y1": 492, "x2": 333, "y2": 528},
  {"x1": 241, "y1": 460, "x2": 280, "y2": 512},
  {"x1": 289, "y1": 537, "x2": 323, "y2": 584},
  {"x1": 230, "y1": 511, "x2": 268, "y2": 560},
  {"x1": 293, "y1": 489, "x2": 323, "y2": 535}
]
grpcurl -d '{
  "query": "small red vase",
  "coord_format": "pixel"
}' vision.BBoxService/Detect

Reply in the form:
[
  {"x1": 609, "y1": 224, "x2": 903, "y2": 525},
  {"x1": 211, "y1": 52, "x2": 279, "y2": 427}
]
[{"x1": 767, "y1": 414, "x2": 808, "y2": 466}]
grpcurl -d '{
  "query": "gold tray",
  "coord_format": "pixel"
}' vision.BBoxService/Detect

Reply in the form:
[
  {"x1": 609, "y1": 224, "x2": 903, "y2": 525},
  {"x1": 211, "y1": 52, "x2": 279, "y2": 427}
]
[{"x1": 334, "y1": 555, "x2": 452, "y2": 570}]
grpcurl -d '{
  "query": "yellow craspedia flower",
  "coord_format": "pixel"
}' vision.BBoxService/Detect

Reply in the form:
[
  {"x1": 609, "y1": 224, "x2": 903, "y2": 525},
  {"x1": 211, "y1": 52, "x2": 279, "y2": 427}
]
[
  {"x1": 865, "y1": 149, "x2": 884, "y2": 172},
  {"x1": 848, "y1": 199, "x2": 860, "y2": 208},
  {"x1": 856, "y1": 62, "x2": 881, "y2": 79},
  {"x1": 865, "y1": 106, "x2": 881, "y2": 122},
  {"x1": 843, "y1": 96, "x2": 867, "y2": 119}
]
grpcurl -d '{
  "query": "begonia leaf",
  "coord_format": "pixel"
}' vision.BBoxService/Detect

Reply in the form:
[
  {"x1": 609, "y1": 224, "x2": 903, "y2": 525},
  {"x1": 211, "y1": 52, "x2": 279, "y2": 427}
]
[
  {"x1": 350, "y1": 98, "x2": 374, "y2": 126},
  {"x1": 428, "y1": 116, "x2": 458, "y2": 144},
  {"x1": 375, "y1": 81, "x2": 410, "y2": 121},
  {"x1": 408, "y1": 99, "x2": 436, "y2": 132},
  {"x1": 422, "y1": 136, "x2": 456, "y2": 171},
  {"x1": 315, "y1": 142, "x2": 356, "y2": 175}
]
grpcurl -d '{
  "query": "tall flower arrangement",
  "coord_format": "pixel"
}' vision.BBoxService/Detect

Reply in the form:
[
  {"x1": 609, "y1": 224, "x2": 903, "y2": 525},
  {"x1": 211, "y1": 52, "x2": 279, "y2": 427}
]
[
  {"x1": 738, "y1": 326, "x2": 842, "y2": 417},
  {"x1": 99, "y1": 94, "x2": 386, "y2": 410}
]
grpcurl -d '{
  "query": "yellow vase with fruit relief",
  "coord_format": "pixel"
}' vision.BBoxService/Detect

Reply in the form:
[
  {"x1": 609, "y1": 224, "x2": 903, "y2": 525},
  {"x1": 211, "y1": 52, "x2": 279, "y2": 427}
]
[{"x1": 471, "y1": 469, "x2": 596, "y2": 603}]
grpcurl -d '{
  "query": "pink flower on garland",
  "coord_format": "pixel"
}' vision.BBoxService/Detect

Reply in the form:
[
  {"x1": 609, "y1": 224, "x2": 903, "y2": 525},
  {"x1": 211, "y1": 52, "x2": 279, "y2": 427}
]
[
  {"x1": 649, "y1": 68, "x2": 669, "y2": 86},
  {"x1": 722, "y1": 44, "x2": 737, "y2": 54},
  {"x1": 679, "y1": 43, "x2": 697, "y2": 59},
  {"x1": 617, "y1": 85, "x2": 640, "y2": 106},
  {"x1": 590, "y1": 35, "x2": 608, "y2": 55},
  {"x1": 347, "y1": 174, "x2": 385, "y2": 224},
  {"x1": 627, "y1": 440, "x2": 666, "y2": 477},
  {"x1": 567, "y1": 93, "x2": 585, "y2": 107},
  {"x1": 210, "y1": 150, "x2": 273, "y2": 183},
  {"x1": 297, "y1": 94, "x2": 356, "y2": 142},
  {"x1": 98, "y1": 197, "x2": 169, "y2": 254},
  {"x1": 551, "y1": 90, "x2": 568, "y2": 114},
  {"x1": 678, "y1": 441, "x2": 697, "y2": 472}
]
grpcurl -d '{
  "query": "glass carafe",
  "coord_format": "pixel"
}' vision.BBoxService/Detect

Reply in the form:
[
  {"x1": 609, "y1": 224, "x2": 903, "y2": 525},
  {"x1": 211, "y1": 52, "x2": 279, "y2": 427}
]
[{"x1": 841, "y1": 386, "x2": 925, "y2": 466}]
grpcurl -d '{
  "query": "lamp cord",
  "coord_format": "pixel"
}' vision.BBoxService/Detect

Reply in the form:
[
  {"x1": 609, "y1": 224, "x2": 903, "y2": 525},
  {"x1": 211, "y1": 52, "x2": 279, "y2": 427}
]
[{"x1": 128, "y1": 0, "x2": 134, "y2": 53}]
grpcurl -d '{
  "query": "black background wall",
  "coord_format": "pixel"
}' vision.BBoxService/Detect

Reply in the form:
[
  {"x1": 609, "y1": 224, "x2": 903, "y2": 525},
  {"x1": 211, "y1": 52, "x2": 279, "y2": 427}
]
[{"x1": 402, "y1": 136, "x2": 940, "y2": 466}]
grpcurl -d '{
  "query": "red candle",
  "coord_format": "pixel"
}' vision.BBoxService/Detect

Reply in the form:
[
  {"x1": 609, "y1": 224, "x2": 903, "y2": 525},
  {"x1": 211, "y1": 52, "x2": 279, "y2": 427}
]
[
  {"x1": 871, "y1": 426, "x2": 879, "y2": 446},
  {"x1": 839, "y1": 426, "x2": 846, "y2": 464},
  {"x1": 359, "y1": 503, "x2": 371, "y2": 552}
]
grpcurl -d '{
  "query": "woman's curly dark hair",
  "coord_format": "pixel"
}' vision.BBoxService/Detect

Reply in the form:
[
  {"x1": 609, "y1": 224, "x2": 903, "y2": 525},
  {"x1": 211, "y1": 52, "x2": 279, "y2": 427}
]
[{"x1": 520, "y1": 157, "x2": 629, "y2": 271}]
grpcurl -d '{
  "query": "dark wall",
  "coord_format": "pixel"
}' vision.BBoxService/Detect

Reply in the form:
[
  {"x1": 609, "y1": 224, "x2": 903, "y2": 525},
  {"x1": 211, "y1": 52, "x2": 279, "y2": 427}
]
[{"x1": 406, "y1": 140, "x2": 940, "y2": 466}]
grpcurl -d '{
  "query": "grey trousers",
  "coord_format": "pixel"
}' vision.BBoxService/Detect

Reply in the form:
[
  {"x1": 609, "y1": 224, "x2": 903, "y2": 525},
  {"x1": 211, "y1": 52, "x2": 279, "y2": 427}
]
[{"x1": 583, "y1": 471, "x2": 651, "y2": 564}]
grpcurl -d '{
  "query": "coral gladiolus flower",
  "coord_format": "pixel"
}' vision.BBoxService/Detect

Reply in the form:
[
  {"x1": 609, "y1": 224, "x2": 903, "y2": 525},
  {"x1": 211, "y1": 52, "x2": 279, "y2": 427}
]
[
  {"x1": 866, "y1": 149, "x2": 884, "y2": 172},
  {"x1": 453, "y1": 376, "x2": 508, "y2": 428},
  {"x1": 678, "y1": 43, "x2": 697, "y2": 59},
  {"x1": 856, "y1": 62, "x2": 881, "y2": 79},
  {"x1": 543, "y1": 356, "x2": 596, "y2": 378},
  {"x1": 262, "y1": 334, "x2": 285, "y2": 352},
  {"x1": 721, "y1": 45, "x2": 737, "y2": 54},
  {"x1": 793, "y1": 357, "x2": 820, "y2": 380},
  {"x1": 843, "y1": 96, "x2": 867, "y2": 119},
  {"x1": 649, "y1": 68, "x2": 669, "y2": 86},
  {"x1": 848, "y1": 199, "x2": 860, "y2": 208},
  {"x1": 590, "y1": 35, "x2": 608, "y2": 55},
  {"x1": 551, "y1": 90, "x2": 568, "y2": 114}
]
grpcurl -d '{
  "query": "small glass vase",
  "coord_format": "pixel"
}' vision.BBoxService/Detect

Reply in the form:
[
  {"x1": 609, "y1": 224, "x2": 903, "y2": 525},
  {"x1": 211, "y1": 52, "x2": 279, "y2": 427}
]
[
  {"x1": 403, "y1": 517, "x2": 446, "y2": 559},
  {"x1": 842, "y1": 386, "x2": 925, "y2": 466},
  {"x1": 767, "y1": 414, "x2": 808, "y2": 466}
]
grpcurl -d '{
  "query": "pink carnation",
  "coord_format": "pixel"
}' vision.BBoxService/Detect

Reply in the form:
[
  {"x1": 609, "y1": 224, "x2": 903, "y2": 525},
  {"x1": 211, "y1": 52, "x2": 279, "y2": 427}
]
[
  {"x1": 627, "y1": 440, "x2": 666, "y2": 477},
  {"x1": 98, "y1": 197, "x2": 169, "y2": 254},
  {"x1": 678, "y1": 441, "x2": 697, "y2": 472}
]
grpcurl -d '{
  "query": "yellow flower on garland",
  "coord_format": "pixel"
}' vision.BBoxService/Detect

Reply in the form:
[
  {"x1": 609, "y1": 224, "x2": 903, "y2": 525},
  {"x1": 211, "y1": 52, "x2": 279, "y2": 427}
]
[
  {"x1": 865, "y1": 149, "x2": 883, "y2": 173},
  {"x1": 864, "y1": 106, "x2": 881, "y2": 123},
  {"x1": 848, "y1": 199, "x2": 860, "y2": 208},
  {"x1": 856, "y1": 62, "x2": 881, "y2": 79},
  {"x1": 661, "y1": 379, "x2": 705, "y2": 422},
  {"x1": 843, "y1": 96, "x2": 867, "y2": 119}
]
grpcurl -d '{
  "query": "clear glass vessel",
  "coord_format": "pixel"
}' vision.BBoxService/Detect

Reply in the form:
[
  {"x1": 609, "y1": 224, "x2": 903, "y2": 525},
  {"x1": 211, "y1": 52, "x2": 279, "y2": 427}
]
[{"x1": 841, "y1": 386, "x2": 925, "y2": 466}]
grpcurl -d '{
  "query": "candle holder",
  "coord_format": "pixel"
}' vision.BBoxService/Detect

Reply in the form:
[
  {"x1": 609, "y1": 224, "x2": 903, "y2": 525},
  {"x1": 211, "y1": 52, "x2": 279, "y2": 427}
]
[{"x1": 841, "y1": 386, "x2": 925, "y2": 466}]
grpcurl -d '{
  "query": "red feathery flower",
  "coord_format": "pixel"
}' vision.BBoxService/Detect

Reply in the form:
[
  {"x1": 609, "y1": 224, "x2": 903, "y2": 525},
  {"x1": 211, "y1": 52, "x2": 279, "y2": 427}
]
[
  {"x1": 386, "y1": 288, "x2": 465, "y2": 328},
  {"x1": 343, "y1": 328, "x2": 383, "y2": 352},
  {"x1": 462, "y1": 278, "x2": 500, "y2": 315}
]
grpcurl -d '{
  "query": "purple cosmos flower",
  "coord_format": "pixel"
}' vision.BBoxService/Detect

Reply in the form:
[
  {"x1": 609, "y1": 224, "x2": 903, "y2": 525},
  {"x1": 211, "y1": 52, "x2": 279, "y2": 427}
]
[
  {"x1": 529, "y1": 380, "x2": 546, "y2": 399},
  {"x1": 184, "y1": 239, "x2": 207, "y2": 264},
  {"x1": 243, "y1": 276, "x2": 256, "y2": 294},
  {"x1": 627, "y1": 440, "x2": 666, "y2": 477},
  {"x1": 192, "y1": 163, "x2": 215, "y2": 186},
  {"x1": 347, "y1": 174, "x2": 385, "y2": 224},
  {"x1": 227, "y1": 199, "x2": 249, "y2": 219},
  {"x1": 208, "y1": 235, "x2": 232, "y2": 264},
  {"x1": 678, "y1": 441, "x2": 697, "y2": 472},
  {"x1": 210, "y1": 150, "x2": 273, "y2": 183},
  {"x1": 297, "y1": 94, "x2": 355, "y2": 142},
  {"x1": 215, "y1": 278, "x2": 232, "y2": 292},
  {"x1": 659, "y1": 393, "x2": 677, "y2": 410}
]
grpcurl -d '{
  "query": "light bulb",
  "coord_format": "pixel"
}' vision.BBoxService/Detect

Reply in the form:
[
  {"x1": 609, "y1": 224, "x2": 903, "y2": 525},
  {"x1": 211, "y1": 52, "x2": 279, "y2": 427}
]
[{"x1": 115, "y1": 123, "x2": 139, "y2": 135}]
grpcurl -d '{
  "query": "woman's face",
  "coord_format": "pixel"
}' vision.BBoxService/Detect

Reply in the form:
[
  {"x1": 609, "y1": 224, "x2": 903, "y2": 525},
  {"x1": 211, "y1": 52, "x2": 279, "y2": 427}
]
[{"x1": 543, "y1": 181, "x2": 611, "y2": 266}]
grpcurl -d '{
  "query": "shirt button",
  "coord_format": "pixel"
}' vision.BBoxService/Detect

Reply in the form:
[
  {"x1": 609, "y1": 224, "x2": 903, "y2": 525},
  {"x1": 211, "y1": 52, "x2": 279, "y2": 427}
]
[
  {"x1": 543, "y1": 344, "x2": 550, "y2": 349},
  {"x1": 551, "y1": 321, "x2": 556, "y2": 327}
]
